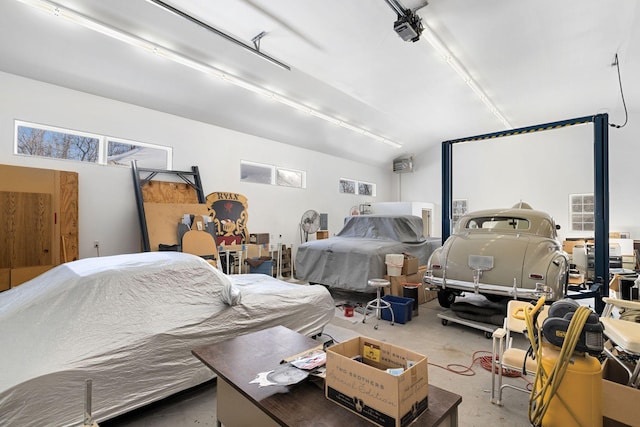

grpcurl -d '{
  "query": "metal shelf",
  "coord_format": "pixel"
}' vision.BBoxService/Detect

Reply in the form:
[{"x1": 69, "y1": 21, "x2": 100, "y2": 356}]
[{"x1": 131, "y1": 161, "x2": 205, "y2": 252}]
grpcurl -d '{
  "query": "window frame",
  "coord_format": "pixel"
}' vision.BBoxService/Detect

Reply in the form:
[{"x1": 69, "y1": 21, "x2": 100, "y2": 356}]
[
  {"x1": 339, "y1": 177, "x2": 376, "y2": 196},
  {"x1": 339, "y1": 178, "x2": 356, "y2": 194},
  {"x1": 452, "y1": 199, "x2": 468, "y2": 228},
  {"x1": 569, "y1": 193, "x2": 595, "y2": 232},
  {"x1": 14, "y1": 120, "x2": 172, "y2": 169},
  {"x1": 15, "y1": 120, "x2": 101, "y2": 163},
  {"x1": 106, "y1": 137, "x2": 173, "y2": 169},
  {"x1": 240, "y1": 160, "x2": 306, "y2": 189}
]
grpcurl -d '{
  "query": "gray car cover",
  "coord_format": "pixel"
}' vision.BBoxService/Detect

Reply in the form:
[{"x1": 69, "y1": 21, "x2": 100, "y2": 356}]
[{"x1": 295, "y1": 215, "x2": 441, "y2": 292}]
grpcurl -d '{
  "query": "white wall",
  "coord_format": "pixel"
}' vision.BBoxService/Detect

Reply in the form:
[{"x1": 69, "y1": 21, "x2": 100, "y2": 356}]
[
  {"x1": 400, "y1": 112, "x2": 640, "y2": 242},
  {"x1": 393, "y1": 143, "x2": 443, "y2": 236},
  {"x1": 0, "y1": 71, "x2": 392, "y2": 259},
  {"x1": 370, "y1": 201, "x2": 437, "y2": 237},
  {"x1": 4, "y1": 70, "x2": 635, "y2": 257}
]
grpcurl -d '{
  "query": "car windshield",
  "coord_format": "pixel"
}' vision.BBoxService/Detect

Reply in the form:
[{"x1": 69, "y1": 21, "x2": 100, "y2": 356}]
[{"x1": 465, "y1": 216, "x2": 530, "y2": 231}]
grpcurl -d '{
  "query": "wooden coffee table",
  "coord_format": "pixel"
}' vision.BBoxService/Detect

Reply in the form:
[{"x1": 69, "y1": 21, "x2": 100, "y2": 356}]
[{"x1": 192, "y1": 325, "x2": 461, "y2": 426}]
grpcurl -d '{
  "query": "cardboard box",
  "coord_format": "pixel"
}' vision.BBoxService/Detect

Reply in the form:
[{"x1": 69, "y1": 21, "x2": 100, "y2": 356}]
[
  {"x1": 401, "y1": 254, "x2": 419, "y2": 276},
  {"x1": 325, "y1": 336, "x2": 428, "y2": 427},
  {"x1": 249, "y1": 233, "x2": 269, "y2": 245},
  {"x1": 602, "y1": 359, "x2": 640, "y2": 427},
  {"x1": 563, "y1": 239, "x2": 586, "y2": 255},
  {"x1": 316, "y1": 230, "x2": 329, "y2": 240},
  {"x1": 405, "y1": 273, "x2": 421, "y2": 285},
  {"x1": 424, "y1": 290, "x2": 438, "y2": 303},
  {"x1": 383, "y1": 274, "x2": 405, "y2": 296},
  {"x1": 384, "y1": 275, "x2": 432, "y2": 303}
]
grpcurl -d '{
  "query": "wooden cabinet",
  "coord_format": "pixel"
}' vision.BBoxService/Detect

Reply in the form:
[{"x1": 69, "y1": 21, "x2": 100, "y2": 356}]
[
  {"x1": 0, "y1": 164, "x2": 78, "y2": 290},
  {"x1": 1, "y1": 192, "x2": 52, "y2": 267}
]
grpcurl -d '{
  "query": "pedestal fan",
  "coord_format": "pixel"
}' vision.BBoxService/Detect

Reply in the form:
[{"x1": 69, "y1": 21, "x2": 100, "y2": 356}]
[{"x1": 300, "y1": 210, "x2": 320, "y2": 242}]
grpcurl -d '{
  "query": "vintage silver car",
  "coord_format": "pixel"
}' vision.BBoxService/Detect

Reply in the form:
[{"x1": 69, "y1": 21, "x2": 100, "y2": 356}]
[{"x1": 424, "y1": 203, "x2": 569, "y2": 307}]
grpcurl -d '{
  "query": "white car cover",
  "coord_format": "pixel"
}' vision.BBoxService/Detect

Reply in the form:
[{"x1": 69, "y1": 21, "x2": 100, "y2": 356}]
[{"x1": 0, "y1": 252, "x2": 334, "y2": 427}]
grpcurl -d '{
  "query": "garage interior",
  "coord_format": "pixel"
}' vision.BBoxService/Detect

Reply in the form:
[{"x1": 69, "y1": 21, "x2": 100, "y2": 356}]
[{"x1": 1, "y1": 1, "x2": 640, "y2": 426}]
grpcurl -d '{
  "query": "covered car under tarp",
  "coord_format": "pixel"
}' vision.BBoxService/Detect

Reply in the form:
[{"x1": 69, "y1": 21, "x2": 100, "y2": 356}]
[
  {"x1": 295, "y1": 215, "x2": 441, "y2": 292},
  {"x1": 0, "y1": 252, "x2": 334, "y2": 427}
]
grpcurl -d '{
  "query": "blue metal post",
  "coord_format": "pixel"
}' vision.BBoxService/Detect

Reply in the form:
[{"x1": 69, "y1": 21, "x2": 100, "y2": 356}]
[
  {"x1": 593, "y1": 114, "x2": 609, "y2": 313},
  {"x1": 442, "y1": 142, "x2": 453, "y2": 243}
]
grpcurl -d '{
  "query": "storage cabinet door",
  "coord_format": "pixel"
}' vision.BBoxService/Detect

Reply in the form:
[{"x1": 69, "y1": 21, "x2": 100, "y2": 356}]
[{"x1": 0, "y1": 191, "x2": 53, "y2": 268}]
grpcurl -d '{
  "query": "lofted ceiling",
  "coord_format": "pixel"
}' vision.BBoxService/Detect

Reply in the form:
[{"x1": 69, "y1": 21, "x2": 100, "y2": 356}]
[{"x1": 0, "y1": 0, "x2": 638, "y2": 168}]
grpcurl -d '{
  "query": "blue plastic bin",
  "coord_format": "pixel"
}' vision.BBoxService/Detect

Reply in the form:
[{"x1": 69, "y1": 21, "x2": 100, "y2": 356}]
[
  {"x1": 249, "y1": 259, "x2": 273, "y2": 275},
  {"x1": 381, "y1": 295, "x2": 414, "y2": 324}
]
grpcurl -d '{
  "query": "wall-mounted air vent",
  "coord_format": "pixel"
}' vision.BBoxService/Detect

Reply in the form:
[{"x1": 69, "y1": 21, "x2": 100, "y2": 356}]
[{"x1": 393, "y1": 156, "x2": 414, "y2": 173}]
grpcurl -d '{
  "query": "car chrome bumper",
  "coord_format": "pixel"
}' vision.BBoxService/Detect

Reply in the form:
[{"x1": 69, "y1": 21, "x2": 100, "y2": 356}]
[{"x1": 423, "y1": 274, "x2": 555, "y2": 300}]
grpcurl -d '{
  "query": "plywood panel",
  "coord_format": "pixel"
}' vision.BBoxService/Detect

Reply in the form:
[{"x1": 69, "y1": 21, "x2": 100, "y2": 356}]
[
  {"x1": 182, "y1": 230, "x2": 219, "y2": 260},
  {"x1": 143, "y1": 203, "x2": 210, "y2": 251},
  {"x1": 142, "y1": 180, "x2": 199, "y2": 203},
  {"x1": 59, "y1": 171, "x2": 79, "y2": 262},
  {"x1": 10, "y1": 265, "x2": 54, "y2": 287},
  {"x1": 12, "y1": 192, "x2": 53, "y2": 267},
  {"x1": 0, "y1": 268, "x2": 9, "y2": 292},
  {"x1": 0, "y1": 165, "x2": 78, "y2": 267},
  {"x1": 0, "y1": 165, "x2": 78, "y2": 292},
  {"x1": 0, "y1": 194, "x2": 10, "y2": 269},
  {"x1": 0, "y1": 164, "x2": 56, "y2": 193},
  {"x1": 1, "y1": 191, "x2": 53, "y2": 267}
]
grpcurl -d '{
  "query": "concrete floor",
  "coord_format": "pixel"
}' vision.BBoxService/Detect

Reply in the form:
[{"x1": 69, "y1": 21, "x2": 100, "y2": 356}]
[{"x1": 101, "y1": 293, "x2": 534, "y2": 427}]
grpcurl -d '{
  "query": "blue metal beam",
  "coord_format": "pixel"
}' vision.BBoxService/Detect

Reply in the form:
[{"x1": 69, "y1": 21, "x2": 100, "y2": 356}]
[
  {"x1": 442, "y1": 142, "x2": 453, "y2": 243},
  {"x1": 443, "y1": 115, "x2": 594, "y2": 145},
  {"x1": 593, "y1": 114, "x2": 610, "y2": 313},
  {"x1": 441, "y1": 114, "x2": 609, "y2": 311}
]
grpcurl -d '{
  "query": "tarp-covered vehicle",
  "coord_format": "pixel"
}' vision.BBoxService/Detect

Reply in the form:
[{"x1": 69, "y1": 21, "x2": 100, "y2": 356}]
[
  {"x1": 424, "y1": 203, "x2": 569, "y2": 307},
  {"x1": 296, "y1": 215, "x2": 441, "y2": 293}
]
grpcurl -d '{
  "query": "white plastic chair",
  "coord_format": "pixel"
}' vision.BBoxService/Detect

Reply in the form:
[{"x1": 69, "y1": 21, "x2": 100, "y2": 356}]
[
  {"x1": 491, "y1": 299, "x2": 548, "y2": 405},
  {"x1": 600, "y1": 297, "x2": 640, "y2": 387}
]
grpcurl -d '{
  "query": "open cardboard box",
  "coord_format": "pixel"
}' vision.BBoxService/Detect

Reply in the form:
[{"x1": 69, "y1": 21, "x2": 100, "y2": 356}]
[
  {"x1": 602, "y1": 359, "x2": 640, "y2": 427},
  {"x1": 325, "y1": 336, "x2": 428, "y2": 427}
]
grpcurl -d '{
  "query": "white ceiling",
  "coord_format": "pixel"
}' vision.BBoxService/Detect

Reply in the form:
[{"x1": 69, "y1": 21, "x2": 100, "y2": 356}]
[{"x1": 0, "y1": 0, "x2": 638, "y2": 168}]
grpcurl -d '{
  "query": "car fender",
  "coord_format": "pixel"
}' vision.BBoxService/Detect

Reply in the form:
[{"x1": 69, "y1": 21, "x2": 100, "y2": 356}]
[{"x1": 523, "y1": 241, "x2": 566, "y2": 282}]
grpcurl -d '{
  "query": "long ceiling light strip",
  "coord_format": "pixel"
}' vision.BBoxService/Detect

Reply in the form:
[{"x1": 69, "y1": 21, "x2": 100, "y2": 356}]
[
  {"x1": 15, "y1": 0, "x2": 403, "y2": 149},
  {"x1": 421, "y1": 23, "x2": 512, "y2": 129}
]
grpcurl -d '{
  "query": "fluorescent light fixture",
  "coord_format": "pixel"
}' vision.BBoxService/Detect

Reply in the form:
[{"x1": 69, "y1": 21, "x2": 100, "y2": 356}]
[
  {"x1": 309, "y1": 110, "x2": 342, "y2": 126},
  {"x1": 271, "y1": 93, "x2": 311, "y2": 113},
  {"x1": 421, "y1": 23, "x2": 512, "y2": 129},
  {"x1": 154, "y1": 48, "x2": 223, "y2": 78},
  {"x1": 15, "y1": 0, "x2": 403, "y2": 149}
]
